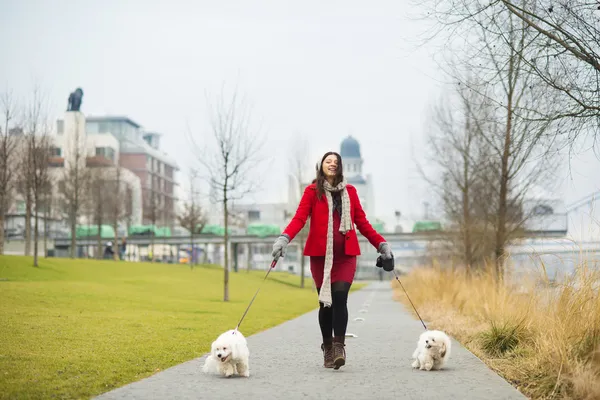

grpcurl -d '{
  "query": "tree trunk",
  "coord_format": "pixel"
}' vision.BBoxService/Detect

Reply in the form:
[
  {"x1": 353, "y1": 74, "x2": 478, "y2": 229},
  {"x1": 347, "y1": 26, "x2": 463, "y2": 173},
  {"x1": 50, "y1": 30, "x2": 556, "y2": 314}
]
[
  {"x1": 189, "y1": 232, "x2": 194, "y2": 269},
  {"x1": 70, "y1": 208, "x2": 76, "y2": 258},
  {"x1": 24, "y1": 188, "x2": 32, "y2": 256},
  {"x1": 97, "y1": 217, "x2": 103, "y2": 260},
  {"x1": 113, "y1": 221, "x2": 119, "y2": 262},
  {"x1": 496, "y1": 86, "x2": 514, "y2": 284},
  {"x1": 150, "y1": 232, "x2": 155, "y2": 262},
  {"x1": 462, "y1": 190, "x2": 473, "y2": 274},
  {"x1": 0, "y1": 205, "x2": 5, "y2": 255},
  {"x1": 246, "y1": 243, "x2": 251, "y2": 273},
  {"x1": 33, "y1": 199, "x2": 39, "y2": 267},
  {"x1": 43, "y1": 195, "x2": 49, "y2": 258},
  {"x1": 223, "y1": 190, "x2": 229, "y2": 302},
  {"x1": 114, "y1": 168, "x2": 121, "y2": 262},
  {"x1": 70, "y1": 165, "x2": 80, "y2": 259}
]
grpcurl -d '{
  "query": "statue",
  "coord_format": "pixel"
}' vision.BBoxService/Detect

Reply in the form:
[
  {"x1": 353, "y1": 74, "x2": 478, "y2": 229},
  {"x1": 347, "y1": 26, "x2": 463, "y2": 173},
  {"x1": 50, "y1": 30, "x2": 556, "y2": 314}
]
[{"x1": 67, "y1": 88, "x2": 84, "y2": 111}]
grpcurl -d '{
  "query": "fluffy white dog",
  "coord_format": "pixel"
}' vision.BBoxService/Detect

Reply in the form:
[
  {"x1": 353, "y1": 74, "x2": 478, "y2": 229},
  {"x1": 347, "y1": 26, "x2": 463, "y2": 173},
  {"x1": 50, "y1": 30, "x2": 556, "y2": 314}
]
[
  {"x1": 411, "y1": 330, "x2": 451, "y2": 371},
  {"x1": 202, "y1": 329, "x2": 250, "y2": 378}
]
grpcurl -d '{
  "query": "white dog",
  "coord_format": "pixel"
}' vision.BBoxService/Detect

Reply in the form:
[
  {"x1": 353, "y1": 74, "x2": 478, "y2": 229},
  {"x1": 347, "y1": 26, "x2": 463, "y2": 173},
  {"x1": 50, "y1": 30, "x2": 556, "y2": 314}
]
[
  {"x1": 202, "y1": 329, "x2": 250, "y2": 378},
  {"x1": 411, "y1": 330, "x2": 451, "y2": 371}
]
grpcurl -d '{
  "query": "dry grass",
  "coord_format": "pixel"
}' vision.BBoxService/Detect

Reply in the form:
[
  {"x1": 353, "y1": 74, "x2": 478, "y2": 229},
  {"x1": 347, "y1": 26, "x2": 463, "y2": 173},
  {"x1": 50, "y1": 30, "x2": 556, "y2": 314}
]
[{"x1": 392, "y1": 259, "x2": 600, "y2": 400}]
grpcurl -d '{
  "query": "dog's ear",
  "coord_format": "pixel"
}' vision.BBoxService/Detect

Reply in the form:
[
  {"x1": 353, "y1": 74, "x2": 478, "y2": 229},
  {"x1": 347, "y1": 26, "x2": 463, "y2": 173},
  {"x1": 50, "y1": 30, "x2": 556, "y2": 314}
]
[
  {"x1": 440, "y1": 342, "x2": 447, "y2": 358},
  {"x1": 210, "y1": 341, "x2": 217, "y2": 355}
]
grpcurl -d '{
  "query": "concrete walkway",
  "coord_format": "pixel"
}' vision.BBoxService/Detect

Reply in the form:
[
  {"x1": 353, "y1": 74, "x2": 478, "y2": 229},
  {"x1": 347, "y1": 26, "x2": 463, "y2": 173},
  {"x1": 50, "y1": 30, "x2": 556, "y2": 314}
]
[{"x1": 96, "y1": 282, "x2": 526, "y2": 400}]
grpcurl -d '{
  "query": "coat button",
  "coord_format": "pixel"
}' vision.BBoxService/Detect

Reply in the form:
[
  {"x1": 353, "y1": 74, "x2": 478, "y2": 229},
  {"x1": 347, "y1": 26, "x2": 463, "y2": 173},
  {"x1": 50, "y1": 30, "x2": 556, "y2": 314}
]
[{"x1": 346, "y1": 236, "x2": 349, "y2": 240}]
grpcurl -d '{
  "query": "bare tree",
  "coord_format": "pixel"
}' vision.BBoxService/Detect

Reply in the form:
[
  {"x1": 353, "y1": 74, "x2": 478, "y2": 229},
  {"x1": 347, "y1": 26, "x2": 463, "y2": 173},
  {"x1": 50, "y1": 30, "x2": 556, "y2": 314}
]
[
  {"x1": 41, "y1": 177, "x2": 55, "y2": 258},
  {"x1": 11, "y1": 86, "x2": 52, "y2": 263},
  {"x1": 61, "y1": 112, "x2": 89, "y2": 258},
  {"x1": 471, "y1": 9, "x2": 560, "y2": 280},
  {"x1": 108, "y1": 166, "x2": 126, "y2": 262},
  {"x1": 15, "y1": 139, "x2": 33, "y2": 256},
  {"x1": 417, "y1": 4, "x2": 561, "y2": 280},
  {"x1": 87, "y1": 168, "x2": 110, "y2": 259},
  {"x1": 190, "y1": 86, "x2": 266, "y2": 301},
  {"x1": 498, "y1": 1, "x2": 599, "y2": 135},
  {"x1": 177, "y1": 168, "x2": 207, "y2": 268},
  {"x1": 143, "y1": 181, "x2": 161, "y2": 262},
  {"x1": 414, "y1": 0, "x2": 599, "y2": 147},
  {"x1": 0, "y1": 90, "x2": 18, "y2": 255},
  {"x1": 288, "y1": 134, "x2": 311, "y2": 287},
  {"x1": 418, "y1": 84, "x2": 497, "y2": 272},
  {"x1": 29, "y1": 136, "x2": 52, "y2": 267},
  {"x1": 15, "y1": 86, "x2": 53, "y2": 266}
]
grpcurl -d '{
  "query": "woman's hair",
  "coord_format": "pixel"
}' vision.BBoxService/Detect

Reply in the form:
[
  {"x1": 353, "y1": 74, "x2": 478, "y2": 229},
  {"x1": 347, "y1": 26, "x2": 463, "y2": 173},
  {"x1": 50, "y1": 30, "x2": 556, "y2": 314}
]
[{"x1": 315, "y1": 151, "x2": 344, "y2": 198}]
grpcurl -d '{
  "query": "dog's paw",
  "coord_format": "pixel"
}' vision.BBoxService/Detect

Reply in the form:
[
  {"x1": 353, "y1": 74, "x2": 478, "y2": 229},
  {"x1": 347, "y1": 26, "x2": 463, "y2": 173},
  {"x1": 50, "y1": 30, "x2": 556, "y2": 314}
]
[
  {"x1": 241, "y1": 370, "x2": 250, "y2": 377},
  {"x1": 411, "y1": 360, "x2": 419, "y2": 369}
]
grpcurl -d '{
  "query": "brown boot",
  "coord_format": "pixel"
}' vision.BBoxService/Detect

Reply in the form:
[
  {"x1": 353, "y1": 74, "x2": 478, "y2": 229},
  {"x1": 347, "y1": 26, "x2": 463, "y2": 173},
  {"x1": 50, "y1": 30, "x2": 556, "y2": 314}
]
[
  {"x1": 332, "y1": 336, "x2": 346, "y2": 370},
  {"x1": 321, "y1": 342, "x2": 334, "y2": 368}
]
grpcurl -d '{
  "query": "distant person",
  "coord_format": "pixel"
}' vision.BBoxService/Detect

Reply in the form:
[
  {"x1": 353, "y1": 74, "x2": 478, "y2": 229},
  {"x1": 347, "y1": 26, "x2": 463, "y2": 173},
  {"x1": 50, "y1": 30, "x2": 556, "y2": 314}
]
[
  {"x1": 104, "y1": 241, "x2": 114, "y2": 259},
  {"x1": 120, "y1": 238, "x2": 127, "y2": 260},
  {"x1": 272, "y1": 151, "x2": 393, "y2": 370}
]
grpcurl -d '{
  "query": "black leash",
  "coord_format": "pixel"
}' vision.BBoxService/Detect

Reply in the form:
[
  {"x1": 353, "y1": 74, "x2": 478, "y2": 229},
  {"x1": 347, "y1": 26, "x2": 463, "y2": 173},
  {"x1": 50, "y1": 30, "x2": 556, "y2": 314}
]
[
  {"x1": 235, "y1": 258, "x2": 277, "y2": 331},
  {"x1": 377, "y1": 255, "x2": 428, "y2": 331},
  {"x1": 391, "y1": 269, "x2": 428, "y2": 331}
]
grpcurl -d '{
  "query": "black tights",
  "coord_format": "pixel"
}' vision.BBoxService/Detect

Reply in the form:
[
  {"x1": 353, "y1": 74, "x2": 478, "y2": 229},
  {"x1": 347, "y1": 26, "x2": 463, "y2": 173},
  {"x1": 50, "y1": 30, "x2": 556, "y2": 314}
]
[{"x1": 317, "y1": 281, "x2": 351, "y2": 344}]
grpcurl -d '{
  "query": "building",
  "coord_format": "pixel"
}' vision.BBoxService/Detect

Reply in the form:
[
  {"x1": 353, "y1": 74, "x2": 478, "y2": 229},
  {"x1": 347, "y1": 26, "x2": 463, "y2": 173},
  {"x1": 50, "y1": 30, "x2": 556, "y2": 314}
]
[
  {"x1": 339, "y1": 135, "x2": 375, "y2": 216},
  {"x1": 58, "y1": 115, "x2": 179, "y2": 228},
  {"x1": 286, "y1": 136, "x2": 376, "y2": 217},
  {"x1": 52, "y1": 112, "x2": 144, "y2": 227},
  {"x1": 4, "y1": 111, "x2": 144, "y2": 243}
]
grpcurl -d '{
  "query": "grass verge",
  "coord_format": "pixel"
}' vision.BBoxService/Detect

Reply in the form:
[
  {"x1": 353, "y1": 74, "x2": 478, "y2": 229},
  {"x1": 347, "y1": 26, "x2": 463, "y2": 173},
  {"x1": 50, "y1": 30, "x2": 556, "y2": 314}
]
[
  {"x1": 0, "y1": 255, "x2": 363, "y2": 399},
  {"x1": 392, "y1": 260, "x2": 600, "y2": 400}
]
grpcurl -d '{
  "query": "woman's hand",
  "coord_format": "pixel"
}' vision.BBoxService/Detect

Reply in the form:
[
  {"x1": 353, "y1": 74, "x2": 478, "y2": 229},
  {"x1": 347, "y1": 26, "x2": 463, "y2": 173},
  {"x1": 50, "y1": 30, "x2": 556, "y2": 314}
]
[
  {"x1": 271, "y1": 235, "x2": 290, "y2": 260},
  {"x1": 378, "y1": 242, "x2": 393, "y2": 260}
]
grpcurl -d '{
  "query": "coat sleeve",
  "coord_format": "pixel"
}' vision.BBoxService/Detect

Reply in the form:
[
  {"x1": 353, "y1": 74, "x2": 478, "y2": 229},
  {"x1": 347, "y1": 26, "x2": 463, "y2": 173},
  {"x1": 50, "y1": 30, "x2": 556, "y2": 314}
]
[
  {"x1": 350, "y1": 186, "x2": 386, "y2": 249},
  {"x1": 283, "y1": 185, "x2": 315, "y2": 242}
]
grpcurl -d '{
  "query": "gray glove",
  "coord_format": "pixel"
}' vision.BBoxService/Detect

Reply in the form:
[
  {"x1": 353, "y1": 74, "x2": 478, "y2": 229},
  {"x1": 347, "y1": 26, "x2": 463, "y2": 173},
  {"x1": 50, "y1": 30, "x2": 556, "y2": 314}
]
[
  {"x1": 378, "y1": 242, "x2": 393, "y2": 260},
  {"x1": 272, "y1": 235, "x2": 290, "y2": 259}
]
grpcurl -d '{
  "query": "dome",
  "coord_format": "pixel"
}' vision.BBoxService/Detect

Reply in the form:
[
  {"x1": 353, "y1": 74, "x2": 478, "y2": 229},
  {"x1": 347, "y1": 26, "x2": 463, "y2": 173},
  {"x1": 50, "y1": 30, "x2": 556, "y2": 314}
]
[{"x1": 340, "y1": 135, "x2": 361, "y2": 158}]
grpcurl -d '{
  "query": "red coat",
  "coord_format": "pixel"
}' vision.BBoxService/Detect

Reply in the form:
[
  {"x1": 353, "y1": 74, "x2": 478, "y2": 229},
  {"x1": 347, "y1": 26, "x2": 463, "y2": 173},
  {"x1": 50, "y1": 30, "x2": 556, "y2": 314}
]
[{"x1": 283, "y1": 183, "x2": 386, "y2": 256}]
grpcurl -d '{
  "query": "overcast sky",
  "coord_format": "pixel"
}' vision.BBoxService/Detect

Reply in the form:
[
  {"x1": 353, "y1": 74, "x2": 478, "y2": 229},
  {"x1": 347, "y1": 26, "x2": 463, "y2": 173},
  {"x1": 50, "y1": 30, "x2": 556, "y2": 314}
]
[{"x1": 1, "y1": 0, "x2": 598, "y2": 230}]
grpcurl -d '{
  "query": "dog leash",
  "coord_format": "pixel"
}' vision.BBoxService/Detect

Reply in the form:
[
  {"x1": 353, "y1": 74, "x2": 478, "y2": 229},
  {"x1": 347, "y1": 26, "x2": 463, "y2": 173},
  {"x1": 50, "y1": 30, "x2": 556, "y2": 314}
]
[
  {"x1": 391, "y1": 269, "x2": 428, "y2": 331},
  {"x1": 234, "y1": 258, "x2": 278, "y2": 331},
  {"x1": 377, "y1": 255, "x2": 428, "y2": 331}
]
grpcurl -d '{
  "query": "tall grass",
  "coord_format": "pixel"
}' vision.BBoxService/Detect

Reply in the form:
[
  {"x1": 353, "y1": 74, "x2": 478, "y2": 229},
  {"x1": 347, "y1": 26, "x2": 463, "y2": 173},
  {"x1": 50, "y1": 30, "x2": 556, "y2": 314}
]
[{"x1": 393, "y1": 259, "x2": 600, "y2": 399}]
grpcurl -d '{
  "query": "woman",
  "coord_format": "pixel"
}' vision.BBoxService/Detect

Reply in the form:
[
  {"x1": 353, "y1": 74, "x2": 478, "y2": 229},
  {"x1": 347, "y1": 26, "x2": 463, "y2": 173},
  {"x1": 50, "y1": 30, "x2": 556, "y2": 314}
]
[{"x1": 272, "y1": 151, "x2": 393, "y2": 370}]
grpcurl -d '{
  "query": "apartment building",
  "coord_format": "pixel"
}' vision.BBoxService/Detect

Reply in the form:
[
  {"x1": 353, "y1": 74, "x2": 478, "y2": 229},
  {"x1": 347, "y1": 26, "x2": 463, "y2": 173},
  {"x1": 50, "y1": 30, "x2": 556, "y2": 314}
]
[
  {"x1": 84, "y1": 117, "x2": 179, "y2": 228},
  {"x1": 57, "y1": 115, "x2": 179, "y2": 228}
]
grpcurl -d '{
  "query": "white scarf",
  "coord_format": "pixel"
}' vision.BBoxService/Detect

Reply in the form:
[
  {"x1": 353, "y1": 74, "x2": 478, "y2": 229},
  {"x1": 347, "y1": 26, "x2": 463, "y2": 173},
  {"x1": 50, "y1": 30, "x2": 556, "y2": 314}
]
[{"x1": 319, "y1": 178, "x2": 353, "y2": 307}]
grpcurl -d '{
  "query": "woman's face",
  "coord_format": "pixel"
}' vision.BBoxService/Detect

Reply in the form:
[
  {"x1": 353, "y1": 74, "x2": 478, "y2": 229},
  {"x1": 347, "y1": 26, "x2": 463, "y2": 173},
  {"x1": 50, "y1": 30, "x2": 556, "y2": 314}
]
[{"x1": 322, "y1": 154, "x2": 339, "y2": 179}]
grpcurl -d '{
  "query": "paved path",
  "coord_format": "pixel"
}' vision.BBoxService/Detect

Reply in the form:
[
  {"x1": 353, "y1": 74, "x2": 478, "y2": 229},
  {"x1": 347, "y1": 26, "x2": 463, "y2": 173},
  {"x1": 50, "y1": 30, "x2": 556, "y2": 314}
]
[{"x1": 96, "y1": 282, "x2": 526, "y2": 400}]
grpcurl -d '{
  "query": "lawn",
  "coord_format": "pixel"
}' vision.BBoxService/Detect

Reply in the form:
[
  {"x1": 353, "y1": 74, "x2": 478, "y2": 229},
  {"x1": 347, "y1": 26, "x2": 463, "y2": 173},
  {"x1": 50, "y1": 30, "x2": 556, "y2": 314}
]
[{"x1": 0, "y1": 255, "x2": 361, "y2": 399}]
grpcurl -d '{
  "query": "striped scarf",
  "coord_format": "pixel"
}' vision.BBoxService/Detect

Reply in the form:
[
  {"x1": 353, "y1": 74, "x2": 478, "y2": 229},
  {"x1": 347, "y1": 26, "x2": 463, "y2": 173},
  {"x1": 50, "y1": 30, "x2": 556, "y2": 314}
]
[{"x1": 319, "y1": 178, "x2": 353, "y2": 307}]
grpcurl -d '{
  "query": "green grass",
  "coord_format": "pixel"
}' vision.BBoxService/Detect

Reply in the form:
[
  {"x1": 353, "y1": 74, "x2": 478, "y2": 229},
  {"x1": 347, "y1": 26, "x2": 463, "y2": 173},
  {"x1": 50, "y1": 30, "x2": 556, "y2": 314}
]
[
  {"x1": 0, "y1": 256, "x2": 364, "y2": 399},
  {"x1": 479, "y1": 319, "x2": 529, "y2": 357}
]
